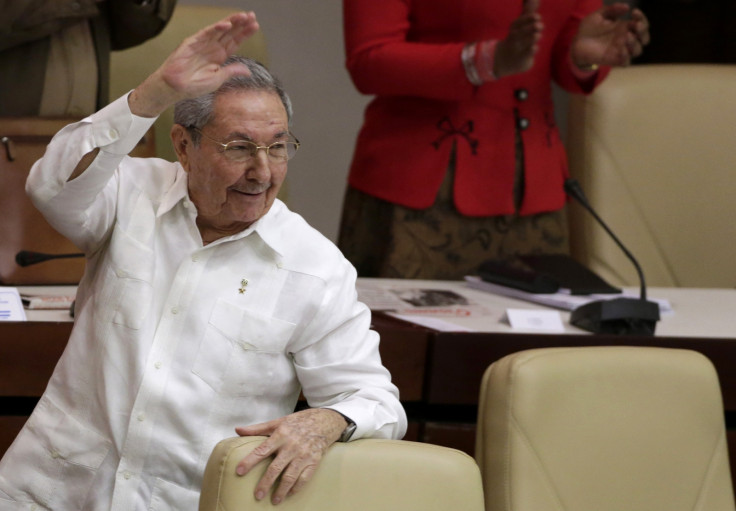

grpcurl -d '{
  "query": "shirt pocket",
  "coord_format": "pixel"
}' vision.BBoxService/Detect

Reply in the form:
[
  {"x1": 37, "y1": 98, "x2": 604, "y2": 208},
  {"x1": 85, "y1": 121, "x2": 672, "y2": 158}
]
[
  {"x1": 106, "y1": 227, "x2": 154, "y2": 330},
  {"x1": 0, "y1": 396, "x2": 111, "y2": 509},
  {"x1": 192, "y1": 299, "x2": 298, "y2": 397}
]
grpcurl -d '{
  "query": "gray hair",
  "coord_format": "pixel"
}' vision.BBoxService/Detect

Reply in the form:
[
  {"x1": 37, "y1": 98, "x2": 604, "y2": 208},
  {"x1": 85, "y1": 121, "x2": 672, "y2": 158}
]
[{"x1": 173, "y1": 56, "x2": 293, "y2": 145}]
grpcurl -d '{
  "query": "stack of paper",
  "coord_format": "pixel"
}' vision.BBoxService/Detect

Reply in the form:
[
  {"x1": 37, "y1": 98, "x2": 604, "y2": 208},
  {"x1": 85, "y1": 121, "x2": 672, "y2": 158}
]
[{"x1": 464, "y1": 276, "x2": 672, "y2": 314}]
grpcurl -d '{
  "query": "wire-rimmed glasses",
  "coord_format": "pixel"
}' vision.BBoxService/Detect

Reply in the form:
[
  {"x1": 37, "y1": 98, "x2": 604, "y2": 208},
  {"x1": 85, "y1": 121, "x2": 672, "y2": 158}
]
[{"x1": 191, "y1": 127, "x2": 300, "y2": 163}]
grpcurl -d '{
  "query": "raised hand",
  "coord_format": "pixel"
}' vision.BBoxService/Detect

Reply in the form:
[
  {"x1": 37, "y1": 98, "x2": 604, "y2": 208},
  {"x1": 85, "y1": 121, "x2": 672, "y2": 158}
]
[
  {"x1": 571, "y1": 3, "x2": 650, "y2": 69},
  {"x1": 129, "y1": 12, "x2": 260, "y2": 117},
  {"x1": 233, "y1": 408, "x2": 348, "y2": 505},
  {"x1": 493, "y1": 0, "x2": 544, "y2": 79}
]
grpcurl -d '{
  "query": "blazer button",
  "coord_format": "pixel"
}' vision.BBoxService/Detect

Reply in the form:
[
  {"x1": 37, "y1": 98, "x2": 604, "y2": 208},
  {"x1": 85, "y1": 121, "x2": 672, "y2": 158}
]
[
  {"x1": 517, "y1": 117, "x2": 530, "y2": 130},
  {"x1": 514, "y1": 88, "x2": 529, "y2": 101}
]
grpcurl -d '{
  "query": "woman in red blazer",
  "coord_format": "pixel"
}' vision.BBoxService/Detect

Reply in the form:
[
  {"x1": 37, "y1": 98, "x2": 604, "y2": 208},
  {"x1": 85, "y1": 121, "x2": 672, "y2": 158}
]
[{"x1": 338, "y1": 0, "x2": 649, "y2": 279}]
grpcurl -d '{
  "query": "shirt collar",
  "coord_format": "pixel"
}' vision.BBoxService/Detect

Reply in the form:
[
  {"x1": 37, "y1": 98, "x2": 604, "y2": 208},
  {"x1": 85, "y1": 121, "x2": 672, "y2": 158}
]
[
  {"x1": 157, "y1": 163, "x2": 190, "y2": 217},
  {"x1": 248, "y1": 200, "x2": 287, "y2": 258},
  {"x1": 199, "y1": 203, "x2": 287, "y2": 259}
]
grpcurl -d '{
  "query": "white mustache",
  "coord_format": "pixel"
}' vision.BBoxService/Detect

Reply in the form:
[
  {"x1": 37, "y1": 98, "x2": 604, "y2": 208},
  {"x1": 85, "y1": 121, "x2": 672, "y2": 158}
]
[{"x1": 232, "y1": 184, "x2": 270, "y2": 194}]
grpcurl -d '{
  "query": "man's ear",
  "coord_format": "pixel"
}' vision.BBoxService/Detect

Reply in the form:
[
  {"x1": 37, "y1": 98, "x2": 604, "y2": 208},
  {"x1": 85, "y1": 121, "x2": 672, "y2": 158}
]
[{"x1": 171, "y1": 124, "x2": 191, "y2": 169}]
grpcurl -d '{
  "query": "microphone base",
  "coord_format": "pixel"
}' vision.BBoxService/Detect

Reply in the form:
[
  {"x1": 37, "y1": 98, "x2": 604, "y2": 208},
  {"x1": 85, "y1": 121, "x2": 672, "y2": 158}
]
[{"x1": 570, "y1": 297, "x2": 660, "y2": 336}]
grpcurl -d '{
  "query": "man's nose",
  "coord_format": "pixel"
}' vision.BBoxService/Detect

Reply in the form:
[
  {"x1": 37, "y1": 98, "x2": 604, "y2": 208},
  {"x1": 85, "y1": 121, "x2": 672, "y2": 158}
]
[{"x1": 246, "y1": 149, "x2": 271, "y2": 177}]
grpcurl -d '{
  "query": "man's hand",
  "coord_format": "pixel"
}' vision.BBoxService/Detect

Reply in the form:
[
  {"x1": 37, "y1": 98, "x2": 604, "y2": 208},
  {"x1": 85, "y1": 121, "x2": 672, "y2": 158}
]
[
  {"x1": 128, "y1": 12, "x2": 260, "y2": 118},
  {"x1": 571, "y1": 4, "x2": 651, "y2": 69},
  {"x1": 234, "y1": 408, "x2": 349, "y2": 505},
  {"x1": 494, "y1": 0, "x2": 543, "y2": 79}
]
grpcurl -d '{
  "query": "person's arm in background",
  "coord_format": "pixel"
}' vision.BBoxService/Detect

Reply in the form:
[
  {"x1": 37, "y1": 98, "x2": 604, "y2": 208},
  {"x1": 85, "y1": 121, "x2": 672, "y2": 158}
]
[
  {"x1": 344, "y1": 0, "x2": 473, "y2": 100},
  {"x1": 0, "y1": 0, "x2": 98, "y2": 51},
  {"x1": 106, "y1": 0, "x2": 177, "y2": 50}
]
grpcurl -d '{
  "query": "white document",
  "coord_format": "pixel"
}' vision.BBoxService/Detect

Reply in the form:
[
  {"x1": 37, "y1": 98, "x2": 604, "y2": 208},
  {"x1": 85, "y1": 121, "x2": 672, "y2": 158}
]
[
  {"x1": 388, "y1": 313, "x2": 476, "y2": 332},
  {"x1": 505, "y1": 308, "x2": 565, "y2": 332},
  {"x1": 0, "y1": 287, "x2": 27, "y2": 321}
]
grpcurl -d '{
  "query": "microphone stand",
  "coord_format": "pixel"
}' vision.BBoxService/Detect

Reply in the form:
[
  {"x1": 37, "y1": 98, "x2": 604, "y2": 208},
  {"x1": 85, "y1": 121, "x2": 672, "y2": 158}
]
[{"x1": 564, "y1": 178, "x2": 660, "y2": 335}]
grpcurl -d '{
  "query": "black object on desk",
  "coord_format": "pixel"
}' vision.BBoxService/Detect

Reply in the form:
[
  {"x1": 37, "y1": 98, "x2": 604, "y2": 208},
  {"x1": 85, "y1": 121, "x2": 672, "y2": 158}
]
[
  {"x1": 478, "y1": 254, "x2": 620, "y2": 295},
  {"x1": 518, "y1": 254, "x2": 620, "y2": 295}
]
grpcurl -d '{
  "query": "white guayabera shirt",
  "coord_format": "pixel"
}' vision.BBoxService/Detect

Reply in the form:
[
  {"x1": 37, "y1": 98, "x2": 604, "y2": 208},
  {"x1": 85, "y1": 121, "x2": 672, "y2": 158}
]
[{"x1": 0, "y1": 94, "x2": 406, "y2": 511}]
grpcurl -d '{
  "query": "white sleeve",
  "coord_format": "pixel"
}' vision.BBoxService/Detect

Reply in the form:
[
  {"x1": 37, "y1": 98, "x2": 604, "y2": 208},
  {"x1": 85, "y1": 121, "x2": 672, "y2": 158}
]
[
  {"x1": 292, "y1": 260, "x2": 408, "y2": 441},
  {"x1": 25, "y1": 92, "x2": 157, "y2": 251}
]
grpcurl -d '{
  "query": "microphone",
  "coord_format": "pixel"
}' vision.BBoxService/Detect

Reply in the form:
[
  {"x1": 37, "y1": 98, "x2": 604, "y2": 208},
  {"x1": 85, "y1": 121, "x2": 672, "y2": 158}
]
[
  {"x1": 564, "y1": 178, "x2": 660, "y2": 335},
  {"x1": 15, "y1": 250, "x2": 84, "y2": 267}
]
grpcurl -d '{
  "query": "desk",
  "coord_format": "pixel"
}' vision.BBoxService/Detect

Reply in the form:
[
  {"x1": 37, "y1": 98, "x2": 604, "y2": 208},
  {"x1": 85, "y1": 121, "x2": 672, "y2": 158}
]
[
  {"x1": 2, "y1": 282, "x2": 736, "y2": 479},
  {"x1": 0, "y1": 287, "x2": 75, "y2": 455},
  {"x1": 363, "y1": 279, "x2": 736, "y2": 488}
]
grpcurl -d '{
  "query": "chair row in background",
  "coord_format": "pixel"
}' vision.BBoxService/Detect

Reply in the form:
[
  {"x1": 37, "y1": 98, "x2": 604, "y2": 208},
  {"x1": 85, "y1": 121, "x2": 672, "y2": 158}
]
[
  {"x1": 566, "y1": 63, "x2": 736, "y2": 289},
  {"x1": 200, "y1": 346, "x2": 735, "y2": 511}
]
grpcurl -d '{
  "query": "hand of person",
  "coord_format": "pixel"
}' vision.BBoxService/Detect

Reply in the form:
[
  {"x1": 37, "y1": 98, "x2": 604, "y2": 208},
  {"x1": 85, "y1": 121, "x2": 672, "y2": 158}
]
[
  {"x1": 571, "y1": 3, "x2": 651, "y2": 69},
  {"x1": 128, "y1": 12, "x2": 260, "y2": 118},
  {"x1": 233, "y1": 408, "x2": 349, "y2": 505},
  {"x1": 493, "y1": 0, "x2": 544, "y2": 79}
]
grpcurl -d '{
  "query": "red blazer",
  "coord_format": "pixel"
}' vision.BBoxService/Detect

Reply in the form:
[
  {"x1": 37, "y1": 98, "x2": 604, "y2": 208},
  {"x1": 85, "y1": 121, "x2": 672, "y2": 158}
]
[{"x1": 344, "y1": 0, "x2": 609, "y2": 216}]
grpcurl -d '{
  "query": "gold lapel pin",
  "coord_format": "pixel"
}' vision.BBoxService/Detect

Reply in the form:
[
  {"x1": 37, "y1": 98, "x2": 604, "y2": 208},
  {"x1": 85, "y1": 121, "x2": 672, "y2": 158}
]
[{"x1": 239, "y1": 278, "x2": 248, "y2": 294}]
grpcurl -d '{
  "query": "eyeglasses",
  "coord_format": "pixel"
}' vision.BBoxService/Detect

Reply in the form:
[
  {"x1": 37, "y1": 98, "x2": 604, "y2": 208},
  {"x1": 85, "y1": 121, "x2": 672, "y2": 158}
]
[{"x1": 191, "y1": 127, "x2": 300, "y2": 163}]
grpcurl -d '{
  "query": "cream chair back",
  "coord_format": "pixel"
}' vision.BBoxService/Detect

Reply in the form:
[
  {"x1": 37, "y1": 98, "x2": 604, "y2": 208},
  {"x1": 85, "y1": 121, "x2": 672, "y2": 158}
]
[
  {"x1": 566, "y1": 64, "x2": 736, "y2": 288},
  {"x1": 199, "y1": 436, "x2": 485, "y2": 510},
  {"x1": 476, "y1": 346, "x2": 736, "y2": 511}
]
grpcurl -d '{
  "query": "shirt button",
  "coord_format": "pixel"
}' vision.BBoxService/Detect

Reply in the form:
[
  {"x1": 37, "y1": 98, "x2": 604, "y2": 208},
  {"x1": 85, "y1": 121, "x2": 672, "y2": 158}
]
[
  {"x1": 517, "y1": 117, "x2": 530, "y2": 130},
  {"x1": 123, "y1": 471, "x2": 132, "y2": 480},
  {"x1": 276, "y1": 261, "x2": 283, "y2": 269},
  {"x1": 50, "y1": 449, "x2": 61, "y2": 459},
  {"x1": 192, "y1": 254, "x2": 199, "y2": 262},
  {"x1": 108, "y1": 129, "x2": 119, "y2": 139},
  {"x1": 116, "y1": 269, "x2": 127, "y2": 278},
  {"x1": 154, "y1": 361, "x2": 162, "y2": 369},
  {"x1": 514, "y1": 88, "x2": 529, "y2": 101},
  {"x1": 171, "y1": 306, "x2": 179, "y2": 315},
  {"x1": 137, "y1": 413, "x2": 146, "y2": 422}
]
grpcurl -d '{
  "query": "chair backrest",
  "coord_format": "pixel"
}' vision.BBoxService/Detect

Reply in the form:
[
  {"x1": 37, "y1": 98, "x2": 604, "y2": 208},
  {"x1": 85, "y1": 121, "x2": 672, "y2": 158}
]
[
  {"x1": 566, "y1": 64, "x2": 736, "y2": 288},
  {"x1": 109, "y1": 5, "x2": 269, "y2": 163},
  {"x1": 199, "y1": 436, "x2": 485, "y2": 511},
  {"x1": 476, "y1": 346, "x2": 736, "y2": 511}
]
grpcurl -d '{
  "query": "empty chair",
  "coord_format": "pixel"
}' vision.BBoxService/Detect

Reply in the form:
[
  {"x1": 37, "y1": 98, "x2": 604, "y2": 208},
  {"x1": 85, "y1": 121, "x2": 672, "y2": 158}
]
[
  {"x1": 476, "y1": 346, "x2": 735, "y2": 511},
  {"x1": 199, "y1": 436, "x2": 485, "y2": 510},
  {"x1": 566, "y1": 64, "x2": 736, "y2": 288}
]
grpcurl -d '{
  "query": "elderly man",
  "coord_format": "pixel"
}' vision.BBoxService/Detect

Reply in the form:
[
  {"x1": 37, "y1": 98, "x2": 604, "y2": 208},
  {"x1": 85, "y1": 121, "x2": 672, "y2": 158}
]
[{"x1": 0, "y1": 12, "x2": 406, "y2": 510}]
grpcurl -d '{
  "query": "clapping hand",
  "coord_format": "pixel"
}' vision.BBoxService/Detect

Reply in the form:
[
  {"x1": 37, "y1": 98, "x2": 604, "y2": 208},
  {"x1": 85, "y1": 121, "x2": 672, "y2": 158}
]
[
  {"x1": 494, "y1": 0, "x2": 544, "y2": 78},
  {"x1": 571, "y1": 3, "x2": 650, "y2": 69}
]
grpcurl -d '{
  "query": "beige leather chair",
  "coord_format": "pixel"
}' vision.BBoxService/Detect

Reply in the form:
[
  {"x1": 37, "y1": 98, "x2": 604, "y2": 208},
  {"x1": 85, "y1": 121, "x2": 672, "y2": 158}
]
[
  {"x1": 199, "y1": 436, "x2": 485, "y2": 511},
  {"x1": 566, "y1": 64, "x2": 736, "y2": 288},
  {"x1": 476, "y1": 346, "x2": 736, "y2": 511},
  {"x1": 109, "y1": 5, "x2": 269, "y2": 163}
]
